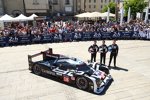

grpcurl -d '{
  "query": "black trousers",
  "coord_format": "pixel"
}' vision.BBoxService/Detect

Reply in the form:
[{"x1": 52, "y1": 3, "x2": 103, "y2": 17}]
[
  {"x1": 91, "y1": 53, "x2": 97, "y2": 62},
  {"x1": 109, "y1": 53, "x2": 117, "y2": 67},
  {"x1": 100, "y1": 53, "x2": 106, "y2": 65}
]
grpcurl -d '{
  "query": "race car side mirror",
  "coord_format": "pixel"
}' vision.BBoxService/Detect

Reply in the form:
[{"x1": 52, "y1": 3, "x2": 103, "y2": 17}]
[
  {"x1": 87, "y1": 60, "x2": 91, "y2": 63},
  {"x1": 74, "y1": 58, "x2": 77, "y2": 61}
]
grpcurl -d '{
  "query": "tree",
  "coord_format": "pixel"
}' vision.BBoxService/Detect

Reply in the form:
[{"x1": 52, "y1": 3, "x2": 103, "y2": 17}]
[
  {"x1": 102, "y1": 2, "x2": 115, "y2": 14},
  {"x1": 124, "y1": 0, "x2": 147, "y2": 19}
]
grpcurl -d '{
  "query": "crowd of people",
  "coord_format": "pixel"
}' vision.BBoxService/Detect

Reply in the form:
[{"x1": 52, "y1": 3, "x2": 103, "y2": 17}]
[{"x1": 0, "y1": 20, "x2": 150, "y2": 40}]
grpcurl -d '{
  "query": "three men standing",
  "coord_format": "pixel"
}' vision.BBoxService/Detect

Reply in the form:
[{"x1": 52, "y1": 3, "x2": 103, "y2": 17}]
[{"x1": 88, "y1": 40, "x2": 119, "y2": 67}]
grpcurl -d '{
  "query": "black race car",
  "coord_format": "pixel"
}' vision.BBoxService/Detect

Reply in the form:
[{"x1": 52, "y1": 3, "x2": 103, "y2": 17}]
[{"x1": 28, "y1": 48, "x2": 113, "y2": 94}]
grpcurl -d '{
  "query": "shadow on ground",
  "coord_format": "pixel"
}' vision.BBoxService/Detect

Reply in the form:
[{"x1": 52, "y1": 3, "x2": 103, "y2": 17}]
[
  {"x1": 30, "y1": 72, "x2": 113, "y2": 95},
  {"x1": 109, "y1": 66, "x2": 128, "y2": 71}
]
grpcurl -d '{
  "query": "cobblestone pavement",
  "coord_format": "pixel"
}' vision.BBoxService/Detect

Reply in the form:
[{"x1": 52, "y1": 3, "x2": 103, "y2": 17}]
[{"x1": 0, "y1": 40, "x2": 150, "y2": 100}]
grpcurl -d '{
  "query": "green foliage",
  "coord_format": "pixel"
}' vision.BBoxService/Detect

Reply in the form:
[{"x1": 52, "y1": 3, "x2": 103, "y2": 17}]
[
  {"x1": 102, "y1": 2, "x2": 115, "y2": 14},
  {"x1": 124, "y1": 0, "x2": 147, "y2": 19}
]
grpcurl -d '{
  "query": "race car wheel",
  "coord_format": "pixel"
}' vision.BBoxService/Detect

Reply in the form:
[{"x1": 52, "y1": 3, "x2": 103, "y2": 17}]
[
  {"x1": 33, "y1": 64, "x2": 42, "y2": 75},
  {"x1": 76, "y1": 77, "x2": 88, "y2": 90}
]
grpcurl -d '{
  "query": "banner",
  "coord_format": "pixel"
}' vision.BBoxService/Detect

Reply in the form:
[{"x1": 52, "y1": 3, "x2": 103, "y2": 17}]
[
  {"x1": 8, "y1": 36, "x2": 19, "y2": 44},
  {"x1": 18, "y1": 35, "x2": 31, "y2": 43},
  {"x1": 112, "y1": 32, "x2": 121, "y2": 39},
  {"x1": 31, "y1": 34, "x2": 42, "y2": 43},
  {"x1": 93, "y1": 32, "x2": 102, "y2": 40},
  {"x1": 0, "y1": 36, "x2": 7, "y2": 46},
  {"x1": 82, "y1": 32, "x2": 93, "y2": 40},
  {"x1": 101, "y1": 32, "x2": 113, "y2": 39},
  {"x1": 0, "y1": 31, "x2": 149, "y2": 47},
  {"x1": 73, "y1": 32, "x2": 82, "y2": 41},
  {"x1": 53, "y1": 33, "x2": 62, "y2": 42},
  {"x1": 132, "y1": 31, "x2": 141, "y2": 39},
  {"x1": 63, "y1": 33, "x2": 74, "y2": 41},
  {"x1": 41, "y1": 34, "x2": 53, "y2": 42},
  {"x1": 120, "y1": 31, "x2": 134, "y2": 39}
]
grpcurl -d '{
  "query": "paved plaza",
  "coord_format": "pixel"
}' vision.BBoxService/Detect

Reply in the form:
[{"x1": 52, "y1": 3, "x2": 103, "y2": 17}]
[{"x1": 0, "y1": 40, "x2": 150, "y2": 100}]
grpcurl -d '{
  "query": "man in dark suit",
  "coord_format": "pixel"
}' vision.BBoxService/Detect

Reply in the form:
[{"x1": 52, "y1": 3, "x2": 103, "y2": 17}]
[
  {"x1": 99, "y1": 40, "x2": 108, "y2": 65},
  {"x1": 108, "y1": 40, "x2": 119, "y2": 67},
  {"x1": 88, "y1": 41, "x2": 99, "y2": 62}
]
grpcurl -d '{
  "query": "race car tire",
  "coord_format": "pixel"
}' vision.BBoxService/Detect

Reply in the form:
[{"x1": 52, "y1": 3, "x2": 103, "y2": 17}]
[
  {"x1": 33, "y1": 64, "x2": 42, "y2": 75},
  {"x1": 76, "y1": 77, "x2": 88, "y2": 90}
]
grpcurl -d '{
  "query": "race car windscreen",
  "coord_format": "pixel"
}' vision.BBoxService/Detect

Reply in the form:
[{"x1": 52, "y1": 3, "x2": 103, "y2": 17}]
[{"x1": 76, "y1": 64, "x2": 94, "y2": 75}]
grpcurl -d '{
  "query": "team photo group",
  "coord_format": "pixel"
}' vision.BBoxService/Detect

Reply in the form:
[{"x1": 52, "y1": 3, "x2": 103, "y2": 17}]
[{"x1": 89, "y1": 40, "x2": 119, "y2": 67}]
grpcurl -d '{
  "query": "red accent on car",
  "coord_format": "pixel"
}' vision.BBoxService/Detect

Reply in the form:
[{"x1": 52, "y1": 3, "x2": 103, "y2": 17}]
[{"x1": 63, "y1": 76, "x2": 70, "y2": 82}]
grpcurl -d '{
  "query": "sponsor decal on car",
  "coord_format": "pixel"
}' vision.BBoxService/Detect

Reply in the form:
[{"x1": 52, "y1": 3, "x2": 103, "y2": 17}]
[
  {"x1": 94, "y1": 71, "x2": 105, "y2": 79},
  {"x1": 56, "y1": 73, "x2": 63, "y2": 76},
  {"x1": 42, "y1": 69, "x2": 55, "y2": 75},
  {"x1": 63, "y1": 76, "x2": 70, "y2": 82},
  {"x1": 71, "y1": 76, "x2": 75, "y2": 80}
]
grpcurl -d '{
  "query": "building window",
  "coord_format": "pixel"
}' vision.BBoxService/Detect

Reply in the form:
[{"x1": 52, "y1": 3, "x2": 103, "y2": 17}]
[
  {"x1": 105, "y1": 0, "x2": 107, "y2": 3},
  {"x1": 149, "y1": 8, "x2": 150, "y2": 13},
  {"x1": 109, "y1": 0, "x2": 111, "y2": 2},
  {"x1": 33, "y1": 0, "x2": 39, "y2": 5},
  {"x1": 148, "y1": 15, "x2": 150, "y2": 19},
  {"x1": 65, "y1": 0, "x2": 70, "y2": 5},
  {"x1": 49, "y1": 5, "x2": 52, "y2": 10},
  {"x1": 89, "y1": 0, "x2": 91, "y2": 3},
  {"x1": 53, "y1": 0, "x2": 58, "y2": 5},
  {"x1": 101, "y1": 0, "x2": 103, "y2": 3},
  {"x1": 89, "y1": 5, "x2": 91, "y2": 8},
  {"x1": 94, "y1": 0, "x2": 96, "y2": 3},
  {"x1": 94, "y1": 5, "x2": 96, "y2": 8},
  {"x1": 101, "y1": 5, "x2": 103, "y2": 8}
]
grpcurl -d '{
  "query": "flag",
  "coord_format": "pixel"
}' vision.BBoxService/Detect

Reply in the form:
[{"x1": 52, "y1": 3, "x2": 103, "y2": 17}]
[
  {"x1": 127, "y1": 7, "x2": 131, "y2": 23},
  {"x1": 107, "y1": 7, "x2": 110, "y2": 23},
  {"x1": 120, "y1": 7, "x2": 124, "y2": 26},
  {"x1": 144, "y1": 7, "x2": 148, "y2": 23}
]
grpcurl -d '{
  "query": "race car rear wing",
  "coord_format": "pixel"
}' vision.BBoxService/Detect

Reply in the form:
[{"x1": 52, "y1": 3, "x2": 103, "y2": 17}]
[{"x1": 28, "y1": 48, "x2": 53, "y2": 69}]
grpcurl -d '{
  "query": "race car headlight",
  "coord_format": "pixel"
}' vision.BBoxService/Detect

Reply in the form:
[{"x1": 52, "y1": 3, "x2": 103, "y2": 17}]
[
  {"x1": 90, "y1": 86, "x2": 94, "y2": 89},
  {"x1": 89, "y1": 82, "x2": 94, "y2": 89},
  {"x1": 96, "y1": 78, "x2": 101, "y2": 87}
]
